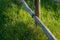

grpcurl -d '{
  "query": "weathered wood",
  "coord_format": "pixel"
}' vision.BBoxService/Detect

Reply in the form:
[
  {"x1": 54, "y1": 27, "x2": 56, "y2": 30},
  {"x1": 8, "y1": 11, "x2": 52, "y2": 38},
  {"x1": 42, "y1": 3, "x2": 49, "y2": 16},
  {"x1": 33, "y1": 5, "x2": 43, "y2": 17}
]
[
  {"x1": 21, "y1": 0, "x2": 57, "y2": 40},
  {"x1": 35, "y1": 0, "x2": 40, "y2": 27},
  {"x1": 35, "y1": 0, "x2": 40, "y2": 17}
]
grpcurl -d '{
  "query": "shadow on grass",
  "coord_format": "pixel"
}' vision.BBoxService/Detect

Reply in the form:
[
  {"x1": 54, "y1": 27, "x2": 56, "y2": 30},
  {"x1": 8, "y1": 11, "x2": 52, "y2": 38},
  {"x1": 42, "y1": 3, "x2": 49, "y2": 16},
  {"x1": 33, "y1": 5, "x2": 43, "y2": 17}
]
[
  {"x1": 0, "y1": 21, "x2": 48, "y2": 40},
  {"x1": 0, "y1": 21, "x2": 34, "y2": 40}
]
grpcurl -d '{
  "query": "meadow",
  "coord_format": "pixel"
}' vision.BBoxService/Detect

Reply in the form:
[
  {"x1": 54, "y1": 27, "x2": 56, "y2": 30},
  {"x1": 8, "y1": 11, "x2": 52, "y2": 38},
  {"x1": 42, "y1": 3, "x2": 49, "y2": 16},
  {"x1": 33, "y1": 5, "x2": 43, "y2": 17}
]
[{"x1": 0, "y1": 0, "x2": 60, "y2": 40}]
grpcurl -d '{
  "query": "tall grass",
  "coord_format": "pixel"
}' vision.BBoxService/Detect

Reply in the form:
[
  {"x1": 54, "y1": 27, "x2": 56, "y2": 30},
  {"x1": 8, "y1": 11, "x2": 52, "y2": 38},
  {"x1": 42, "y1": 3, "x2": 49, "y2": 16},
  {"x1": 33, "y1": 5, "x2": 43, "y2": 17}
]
[{"x1": 0, "y1": 0, "x2": 60, "y2": 40}]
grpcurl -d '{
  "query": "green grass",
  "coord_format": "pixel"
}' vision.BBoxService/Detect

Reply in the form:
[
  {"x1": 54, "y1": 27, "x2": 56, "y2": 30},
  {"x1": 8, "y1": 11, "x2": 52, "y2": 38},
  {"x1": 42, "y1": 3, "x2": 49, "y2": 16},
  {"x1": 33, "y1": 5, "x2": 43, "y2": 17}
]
[{"x1": 0, "y1": 0, "x2": 60, "y2": 40}]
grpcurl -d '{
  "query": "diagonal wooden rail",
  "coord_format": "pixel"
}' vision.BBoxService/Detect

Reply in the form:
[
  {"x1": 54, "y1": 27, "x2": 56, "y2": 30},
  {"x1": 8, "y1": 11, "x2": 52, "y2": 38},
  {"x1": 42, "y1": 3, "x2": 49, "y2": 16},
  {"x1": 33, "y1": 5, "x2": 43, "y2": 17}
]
[{"x1": 21, "y1": 0, "x2": 57, "y2": 40}]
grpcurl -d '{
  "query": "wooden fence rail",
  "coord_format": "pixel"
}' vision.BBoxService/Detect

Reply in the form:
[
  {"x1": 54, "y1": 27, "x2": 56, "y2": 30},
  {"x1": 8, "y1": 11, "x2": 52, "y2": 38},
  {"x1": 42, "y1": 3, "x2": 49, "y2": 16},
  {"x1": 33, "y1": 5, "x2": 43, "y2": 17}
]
[{"x1": 21, "y1": 0, "x2": 57, "y2": 40}]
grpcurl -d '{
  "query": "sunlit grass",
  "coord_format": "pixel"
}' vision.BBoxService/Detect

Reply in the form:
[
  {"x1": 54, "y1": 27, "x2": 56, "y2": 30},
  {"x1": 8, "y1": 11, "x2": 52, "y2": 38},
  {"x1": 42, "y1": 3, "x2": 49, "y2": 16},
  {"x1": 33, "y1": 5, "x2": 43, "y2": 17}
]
[
  {"x1": 0, "y1": 0, "x2": 60, "y2": 40},
  {"x1": 41, "y1": 7, "x2": 60, "y2": 40}
]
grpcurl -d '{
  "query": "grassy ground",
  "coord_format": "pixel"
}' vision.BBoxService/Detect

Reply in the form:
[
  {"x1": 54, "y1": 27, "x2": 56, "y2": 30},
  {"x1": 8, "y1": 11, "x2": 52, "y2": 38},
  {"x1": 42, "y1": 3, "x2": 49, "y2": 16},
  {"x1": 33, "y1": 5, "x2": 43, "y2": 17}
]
[{"x1": 0, "y1": 0, "x2": 60, "y2": 40}]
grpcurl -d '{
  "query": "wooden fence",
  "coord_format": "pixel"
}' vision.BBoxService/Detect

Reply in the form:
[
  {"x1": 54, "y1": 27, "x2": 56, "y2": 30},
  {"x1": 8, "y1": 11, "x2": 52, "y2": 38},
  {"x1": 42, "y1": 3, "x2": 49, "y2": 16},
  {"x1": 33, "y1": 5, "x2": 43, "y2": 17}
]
[{"x1": 21, "y1": 0, "x2": 57, "y2": 40}]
